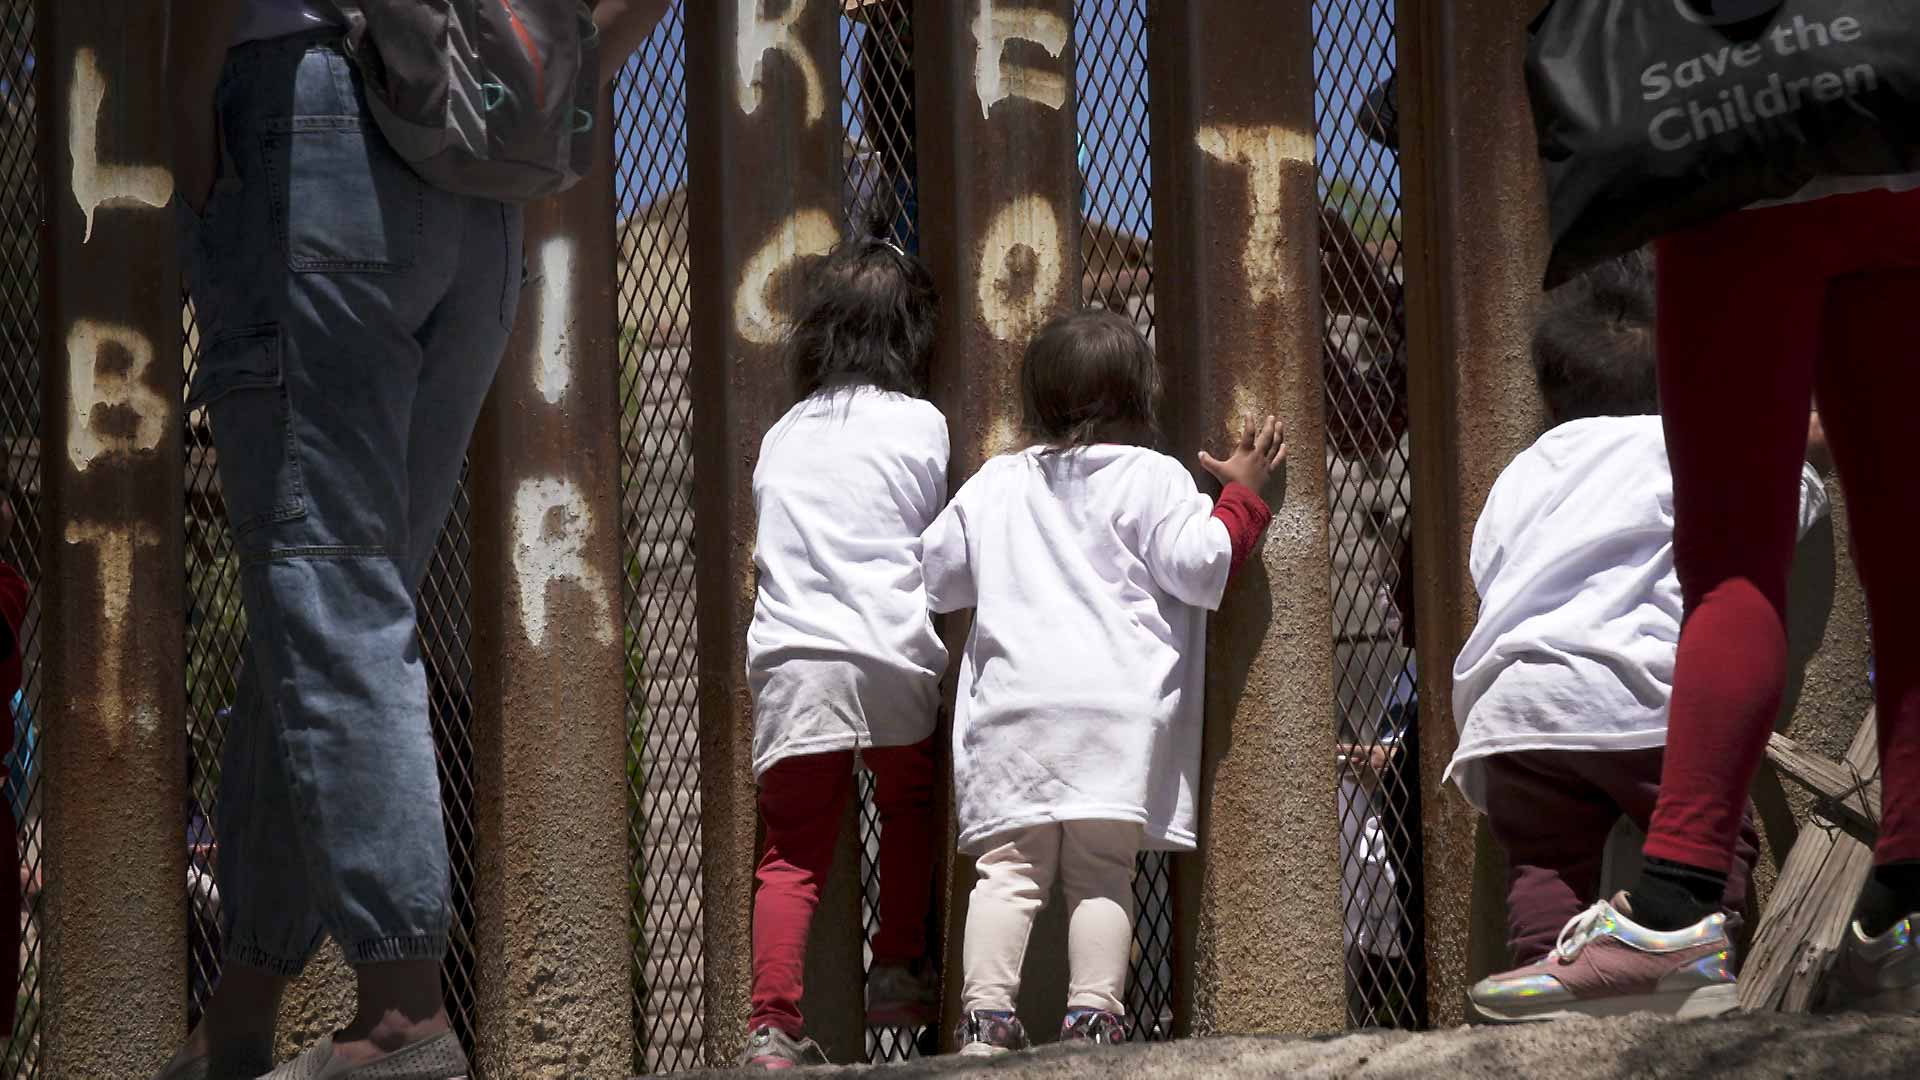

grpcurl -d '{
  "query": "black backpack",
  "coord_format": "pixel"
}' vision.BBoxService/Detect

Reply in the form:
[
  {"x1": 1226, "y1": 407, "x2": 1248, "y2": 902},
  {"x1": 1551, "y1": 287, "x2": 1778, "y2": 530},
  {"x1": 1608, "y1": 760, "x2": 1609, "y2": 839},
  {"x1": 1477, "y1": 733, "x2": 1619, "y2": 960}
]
[{"x1": 328, "y1": 0, "x2": 600, "y2": 202}]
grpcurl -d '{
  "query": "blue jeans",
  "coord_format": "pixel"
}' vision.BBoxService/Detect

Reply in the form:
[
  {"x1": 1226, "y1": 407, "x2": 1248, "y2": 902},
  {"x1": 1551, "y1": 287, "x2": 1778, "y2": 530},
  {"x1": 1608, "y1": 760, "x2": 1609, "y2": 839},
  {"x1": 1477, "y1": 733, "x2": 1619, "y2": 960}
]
[{"x1": 181, "y1": 32, "x2": 524, "y2": 974}]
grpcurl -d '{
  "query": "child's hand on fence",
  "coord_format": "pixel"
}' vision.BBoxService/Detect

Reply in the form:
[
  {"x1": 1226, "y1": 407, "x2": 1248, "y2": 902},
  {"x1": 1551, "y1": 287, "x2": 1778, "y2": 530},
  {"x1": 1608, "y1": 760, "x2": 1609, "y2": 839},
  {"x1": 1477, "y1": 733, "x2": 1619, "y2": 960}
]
[{"x1": 1199, "y1": 415, "x2": 1286, "y2": 494}]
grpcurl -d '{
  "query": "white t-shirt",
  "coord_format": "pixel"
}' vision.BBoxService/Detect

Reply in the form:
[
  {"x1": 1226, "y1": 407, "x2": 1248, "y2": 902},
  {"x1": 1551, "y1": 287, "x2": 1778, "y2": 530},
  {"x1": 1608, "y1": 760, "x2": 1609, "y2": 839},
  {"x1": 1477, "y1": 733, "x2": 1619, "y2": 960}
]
[
  {"x1": 922, "y1": 445, "x2": 1233, "y2": 854},
  {"x1": 747, "y1": 389, "x2": 950, "y2": 778},
  {"x1": 1447, "y1": 416, "x2": 1829, "y2": 811},
  {"x1": 235, "y1": 0, "x2": 339, "y2": 45}
]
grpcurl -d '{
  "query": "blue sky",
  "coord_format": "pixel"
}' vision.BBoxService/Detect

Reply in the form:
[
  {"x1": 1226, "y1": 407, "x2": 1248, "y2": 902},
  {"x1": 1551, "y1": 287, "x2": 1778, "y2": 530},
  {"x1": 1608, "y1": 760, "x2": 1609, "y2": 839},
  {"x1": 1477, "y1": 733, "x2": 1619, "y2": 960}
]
[{"x1": 615, "y1": 0, "x2": 1401, "y2": 236}]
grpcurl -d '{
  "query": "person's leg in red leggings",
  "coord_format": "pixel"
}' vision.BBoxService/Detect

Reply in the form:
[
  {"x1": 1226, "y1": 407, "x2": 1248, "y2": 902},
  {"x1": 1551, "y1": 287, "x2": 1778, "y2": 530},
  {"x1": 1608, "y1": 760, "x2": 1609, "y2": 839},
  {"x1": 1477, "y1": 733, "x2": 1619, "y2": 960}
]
[
  {"x1": 863, "y1": 738, "x2": 939, "y2": 968},
  {"x1": 1638, "y1": 207, "x2": 1824, "y2": 926},
  {"x1": 1813, "y1": 266, "x2": 1920, "y2": 930},
  {"x1": 751, "y1": 750, "x2": 856, "y2": 1036}
]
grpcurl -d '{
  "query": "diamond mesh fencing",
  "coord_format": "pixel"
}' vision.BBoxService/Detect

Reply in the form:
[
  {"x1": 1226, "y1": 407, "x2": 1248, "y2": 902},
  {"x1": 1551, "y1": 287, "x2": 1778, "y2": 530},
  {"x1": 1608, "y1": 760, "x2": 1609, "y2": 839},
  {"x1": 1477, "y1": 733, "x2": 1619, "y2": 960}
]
[
  {"x1": 0, "y1": 1, "x2": 37, "y2": 1071},
  {"x1": 1075, "y1": 0, "x2": 1172, "y2": 1043},
  {"x1": 842, "y1": 1, "x2": 937, "y2": 1064},
  {"x1": 612, "y1": 4, "x2": 705, "y2": 1072},
  {"x1": 1313, "y1": 0, "x2": 1427, "y2": 1030}
]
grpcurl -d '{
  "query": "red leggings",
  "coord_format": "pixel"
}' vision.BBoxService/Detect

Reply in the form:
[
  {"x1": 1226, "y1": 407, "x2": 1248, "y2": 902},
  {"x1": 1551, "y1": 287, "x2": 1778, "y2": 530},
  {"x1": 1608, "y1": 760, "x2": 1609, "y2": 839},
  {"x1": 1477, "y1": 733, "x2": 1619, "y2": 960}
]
[
  {"x1": 1649, "y1": 187, "x2": 1920, "y2": 874},
  {"x1": 750, "y1": 739, "x2": 937, "y2": 1036}
]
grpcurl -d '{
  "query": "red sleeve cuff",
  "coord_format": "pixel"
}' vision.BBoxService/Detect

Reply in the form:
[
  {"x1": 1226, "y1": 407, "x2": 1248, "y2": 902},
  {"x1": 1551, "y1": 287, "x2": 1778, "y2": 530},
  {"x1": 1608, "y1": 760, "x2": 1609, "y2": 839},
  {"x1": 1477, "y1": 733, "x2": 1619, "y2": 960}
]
[{"x1": 1212, "y1": 482, "x2": 1273, "y2": 581}]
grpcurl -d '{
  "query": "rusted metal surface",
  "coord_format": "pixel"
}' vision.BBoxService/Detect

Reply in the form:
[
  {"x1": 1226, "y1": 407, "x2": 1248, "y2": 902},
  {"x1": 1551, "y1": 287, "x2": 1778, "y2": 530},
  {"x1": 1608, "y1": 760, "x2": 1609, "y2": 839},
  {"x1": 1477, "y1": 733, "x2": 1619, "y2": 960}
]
[
  {"x1": 685, "y1": 0, "x2": 849, "y2": 1064},
  {"x1": 1147, "y1": 0, "x2": 1344, "y2": 1037},
  {"x1": 1397, "y1": 0, "x2": 1551, "y2": 1027},
  {"x1": 34, "y1": 0, "x2": 185, "y2": 1072},
  {"x1": 913, "y1": 0, "x2": 1079, "y2": 1046},
  {"x1": 467, "y1": 98, "x2": 630, "y2": 1079}
]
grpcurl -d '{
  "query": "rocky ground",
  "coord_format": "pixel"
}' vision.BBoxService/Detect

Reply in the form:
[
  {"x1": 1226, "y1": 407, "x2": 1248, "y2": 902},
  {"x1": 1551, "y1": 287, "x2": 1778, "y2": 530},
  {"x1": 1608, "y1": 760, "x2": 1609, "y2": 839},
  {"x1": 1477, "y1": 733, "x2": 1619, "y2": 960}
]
[{"x1": 670, "y1": 1012, "x2": 1920, "y2": 1079}]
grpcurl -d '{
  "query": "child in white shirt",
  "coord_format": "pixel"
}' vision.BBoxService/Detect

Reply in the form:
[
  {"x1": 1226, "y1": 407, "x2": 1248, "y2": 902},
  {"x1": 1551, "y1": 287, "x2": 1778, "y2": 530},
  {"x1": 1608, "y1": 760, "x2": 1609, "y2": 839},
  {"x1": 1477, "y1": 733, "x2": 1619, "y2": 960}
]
[
  {"x1": 741, "y1": 235, "x2": 950, "y2": 1068},
  {"x1": 921, "y1": 308, "x2": 1283, "y2": 1054},
  {"x1": 1452, "y1": 254, "x2": 1830, "y2": 1023}
]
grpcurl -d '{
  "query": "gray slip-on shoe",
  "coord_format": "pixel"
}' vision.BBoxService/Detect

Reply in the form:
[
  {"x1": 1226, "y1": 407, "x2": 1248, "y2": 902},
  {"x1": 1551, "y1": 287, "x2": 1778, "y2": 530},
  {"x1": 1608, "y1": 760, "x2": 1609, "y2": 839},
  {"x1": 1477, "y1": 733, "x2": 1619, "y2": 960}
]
[
  {"x1": 260, "y1": 1033, "x2": 468, "y2": 1080},
  {"x1": 153, "y1": 1051, "x2": 273, "y2": 1080}
]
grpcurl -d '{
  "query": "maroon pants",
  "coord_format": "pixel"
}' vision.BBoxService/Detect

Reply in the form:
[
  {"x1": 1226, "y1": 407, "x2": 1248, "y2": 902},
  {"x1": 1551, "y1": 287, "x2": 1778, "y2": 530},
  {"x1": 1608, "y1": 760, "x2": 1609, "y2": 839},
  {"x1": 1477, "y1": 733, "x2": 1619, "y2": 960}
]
[
  {"x1": 1485, "y1": 749, "x2": 1756, "y2": 965},
  {"x1": 1648, "y1": 188, "x2": 1920, "y2": 875},
  {"x1": 750, "y1": 739, "x2": 938, "y2": 1036}
]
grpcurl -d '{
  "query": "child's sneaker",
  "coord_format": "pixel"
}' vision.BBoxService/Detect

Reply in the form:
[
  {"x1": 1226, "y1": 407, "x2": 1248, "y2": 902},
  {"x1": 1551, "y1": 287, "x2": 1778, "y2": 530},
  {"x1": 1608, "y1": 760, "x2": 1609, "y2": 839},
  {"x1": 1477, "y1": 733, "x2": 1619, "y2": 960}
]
[
  {"x1": 954, "y1": 1010, "x2": 1029, "y2": 1057},
  {"x1": 738, "y1": 1027, "x2": 829, "y2": 1070},
  {"x1": 866, "y1": 960, "x2": 938, "y2": 1028},
  {"x1": 1822, "y1": 915, "x2": 1920, "y2": 1015},
  {"x1": 1059, "y1": 1007, "x2": 1127, "y2": 1045},
  {"x1": 1467, "y1": 894, "x2": 1738, "y2": 1024}
]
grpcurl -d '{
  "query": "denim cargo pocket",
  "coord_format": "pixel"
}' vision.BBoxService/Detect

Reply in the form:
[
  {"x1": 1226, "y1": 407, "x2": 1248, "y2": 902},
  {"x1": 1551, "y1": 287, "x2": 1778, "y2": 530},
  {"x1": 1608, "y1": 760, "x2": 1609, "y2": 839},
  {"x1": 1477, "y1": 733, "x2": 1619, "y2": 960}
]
[
  {"x1": 265, "y1": 113, "x2": 424, "y2": 274},
  {"x1": 188, "y1": 326, "x2": 307, "y2": 536}
]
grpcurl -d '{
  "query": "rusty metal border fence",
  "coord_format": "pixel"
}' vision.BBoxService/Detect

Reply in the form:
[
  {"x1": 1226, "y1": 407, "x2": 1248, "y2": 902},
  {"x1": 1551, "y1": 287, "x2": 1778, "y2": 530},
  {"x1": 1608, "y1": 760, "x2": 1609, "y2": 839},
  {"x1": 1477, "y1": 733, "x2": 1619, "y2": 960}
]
[
  {"x1": 0, "y1": 1, "x2": 36, "y2": 1073},
  {"x1": 1312, "y1": 0, "x2": 1428, "y2": 1030},
  {"x1": 0, "y1": 0, "x2": 1595, "y2": 1068},
  {"x1": 614, "y1": 3, "x2": 708, "y2": 1072}
]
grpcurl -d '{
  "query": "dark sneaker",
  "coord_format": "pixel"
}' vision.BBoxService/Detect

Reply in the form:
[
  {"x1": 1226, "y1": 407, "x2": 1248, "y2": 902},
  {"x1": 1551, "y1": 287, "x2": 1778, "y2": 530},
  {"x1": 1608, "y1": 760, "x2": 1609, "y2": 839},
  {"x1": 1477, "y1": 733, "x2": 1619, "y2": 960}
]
[
  {"x1": 866, "y1": 961, "x2": 938, "y2": 1028},
  {"x1": 1822, "y1": 915, "x2": 1920, "y2": 1015},
  {"x1": 738, "y1": 1027, "x2": 829, "y2": 1071},
  {"x1": 1468, "y1": 895, "x2": 1738, "y2": 1024},
  {"x1": 258, "y1": 1033, "x2": 469, "y2": 1078},
  {"x1": 1059, "y1": 1008, "x2": 1127, "y2": 1045},
  {"x1": 954, "y1": 1010, "x2": 1029, "y2": 1057}
]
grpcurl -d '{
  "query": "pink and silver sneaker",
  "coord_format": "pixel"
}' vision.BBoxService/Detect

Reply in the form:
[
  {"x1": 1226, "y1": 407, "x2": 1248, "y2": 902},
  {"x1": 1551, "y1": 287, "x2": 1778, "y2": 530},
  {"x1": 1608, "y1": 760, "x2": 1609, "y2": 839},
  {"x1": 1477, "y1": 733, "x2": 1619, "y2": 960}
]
[
  {"x1": 1822, "y1": 914, "x2": 1920, "y2": 1015},
  {"x1": 1468, "y1": 894, "x2": 1739, "y2": 1024}
]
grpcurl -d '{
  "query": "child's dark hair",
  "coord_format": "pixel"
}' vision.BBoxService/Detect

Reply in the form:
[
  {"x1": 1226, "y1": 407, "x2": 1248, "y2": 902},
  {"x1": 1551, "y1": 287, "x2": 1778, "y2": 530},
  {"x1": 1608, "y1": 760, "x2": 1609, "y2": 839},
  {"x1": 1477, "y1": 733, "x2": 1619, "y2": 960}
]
[
  {"x1": 1020, "y1": 308, "x2": 1159, "y2": 450},
  {"x1": 1530, "y1": 249, "x2": 1658, "y2": 424},
  {"x1": 786, "y1": 219, "x2": 938, "y2": 401}
]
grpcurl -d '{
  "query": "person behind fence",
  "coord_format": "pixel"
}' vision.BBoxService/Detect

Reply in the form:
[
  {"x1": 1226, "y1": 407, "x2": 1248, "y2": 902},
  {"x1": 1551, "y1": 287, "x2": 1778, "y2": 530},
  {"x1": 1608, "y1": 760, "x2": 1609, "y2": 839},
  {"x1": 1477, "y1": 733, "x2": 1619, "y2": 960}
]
[
  {"x1": 1449, "y1": 253, "x2": 1832, "y2": 1023},
  {"x1": 736, "y1": 229, "x2": 949, "y2": 1070},
  {"x1": 919, "y1": 309, "x2": 1284, "y2": 1056},
  {"x1": 159, "y1": 3, "x2": 665, "y2": 1079},
  {"x1": 0, "y1": 482, "x2": 23, "y2": 1038}
]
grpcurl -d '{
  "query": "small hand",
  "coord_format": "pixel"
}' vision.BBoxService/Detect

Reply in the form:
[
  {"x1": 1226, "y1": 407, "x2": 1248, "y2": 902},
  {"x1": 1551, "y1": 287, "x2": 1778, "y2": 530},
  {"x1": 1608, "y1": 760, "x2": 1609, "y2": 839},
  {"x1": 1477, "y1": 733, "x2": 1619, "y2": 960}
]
[
  {"x1": 1338, "y1": 743, "x2": 1397, "y2": 791},
  {"x1": 1198, "y1": 414, "x2": 1287, "y2": 494}
]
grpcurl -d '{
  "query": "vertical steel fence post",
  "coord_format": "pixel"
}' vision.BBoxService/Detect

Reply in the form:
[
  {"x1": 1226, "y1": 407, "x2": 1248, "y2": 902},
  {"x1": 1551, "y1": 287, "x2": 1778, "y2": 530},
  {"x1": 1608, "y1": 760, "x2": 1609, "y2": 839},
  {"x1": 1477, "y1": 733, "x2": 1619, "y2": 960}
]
[
  {"x1": 1397, "y1": 0, "x2": 1550, "y2": 1027},
  {"x1": 1147, "y1": 0, "x2": 1344, "y2": 1037},
  {"x1": 35, "y1": 0, "x2": 186, "y2": 1071},
  {"x1": 913, "y1": 0, "x2": 1080, "y2": 1046},
  {"x1": 686, "y1": 0, "x2": 849, "y2": 1064},
  {"x1": 467, "y1": 92, "x2": 631, "y2": 1078}
]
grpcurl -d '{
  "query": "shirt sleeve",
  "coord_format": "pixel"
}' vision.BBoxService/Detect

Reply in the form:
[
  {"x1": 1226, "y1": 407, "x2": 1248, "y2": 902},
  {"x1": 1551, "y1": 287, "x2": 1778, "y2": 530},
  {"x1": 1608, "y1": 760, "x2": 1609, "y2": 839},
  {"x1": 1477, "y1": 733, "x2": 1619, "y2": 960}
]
[
  {"x1": 921, "y1": 491, "x2": 974, "y2": 614},
  {"x1": 1210, "y1": 482, "x2": 1273, "y2": 581},
  {"x1": 1138, "y1": 461, "x2": 1235, "y2": 611}
]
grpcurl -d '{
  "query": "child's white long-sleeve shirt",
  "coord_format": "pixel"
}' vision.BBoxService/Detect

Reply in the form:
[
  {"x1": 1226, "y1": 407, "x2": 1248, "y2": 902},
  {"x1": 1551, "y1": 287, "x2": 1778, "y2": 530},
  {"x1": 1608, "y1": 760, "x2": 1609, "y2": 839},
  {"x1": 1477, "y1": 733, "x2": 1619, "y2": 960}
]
[
  {"x1": 747, "y1": 389, "x2": 950, "y2": 777},
  {"x1": 1447, "y1": 415, "x2": 1830, "y2": 810},
  {"x1": 921, "y1": 444, "x2": 1234, "y2": 854}
]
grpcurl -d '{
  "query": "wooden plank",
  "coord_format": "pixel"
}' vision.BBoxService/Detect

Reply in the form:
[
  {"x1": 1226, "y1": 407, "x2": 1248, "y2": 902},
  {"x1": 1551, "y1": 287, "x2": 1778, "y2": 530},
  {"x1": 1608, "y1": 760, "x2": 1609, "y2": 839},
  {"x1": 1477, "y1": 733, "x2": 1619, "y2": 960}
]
[
  {"x1": 1767, "y1": 731, "x2": 1881, "y2": 845},
  {"x1": 1740, "y1": 711, "x2": 1878, "y2": 1012}
]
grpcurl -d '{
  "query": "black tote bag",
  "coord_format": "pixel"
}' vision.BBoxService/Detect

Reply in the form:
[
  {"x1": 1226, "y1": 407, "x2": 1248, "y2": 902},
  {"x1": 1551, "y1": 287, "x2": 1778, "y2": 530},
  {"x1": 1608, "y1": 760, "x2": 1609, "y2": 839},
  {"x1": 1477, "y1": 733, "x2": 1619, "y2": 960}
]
[{"x1": 1526, "y1": 0, "x2": 1920, "y2": 288}]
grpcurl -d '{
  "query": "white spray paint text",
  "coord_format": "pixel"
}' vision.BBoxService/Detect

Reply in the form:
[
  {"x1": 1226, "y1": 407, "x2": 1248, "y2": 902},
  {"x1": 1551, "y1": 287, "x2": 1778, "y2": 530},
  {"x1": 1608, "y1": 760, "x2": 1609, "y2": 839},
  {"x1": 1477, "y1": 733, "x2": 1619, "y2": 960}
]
[
  {"x1": 534, "y1": 236, "x2": 576, "y2": 404},
  {"x1": 736, "y1": 209, "x2": 838, "y2": 346},
  {"x1": 66, "y1": 520, "x2": 163, "y2": 752},
  {"x1": 67, "y1": 319, "x2": 164, "y2": 472},
  {"x1": 1195, "y1": 124, "x2": 1315, "y2": 308},
  {"x1": 511, "y1": 477, "x2": 616, "y2": 648},
  {"x1": 70, "y1": 48, "x2": 173, "y2": 243},
  {"x1": 972, "y1": 2, "x2": 1071, "y2": 118},
  {"x1": 737, "y1": 0, "x2": 826, "y2": 125},
  {"x1": 976, "y1": 194, "x2": 1064, "y2": 343}
]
